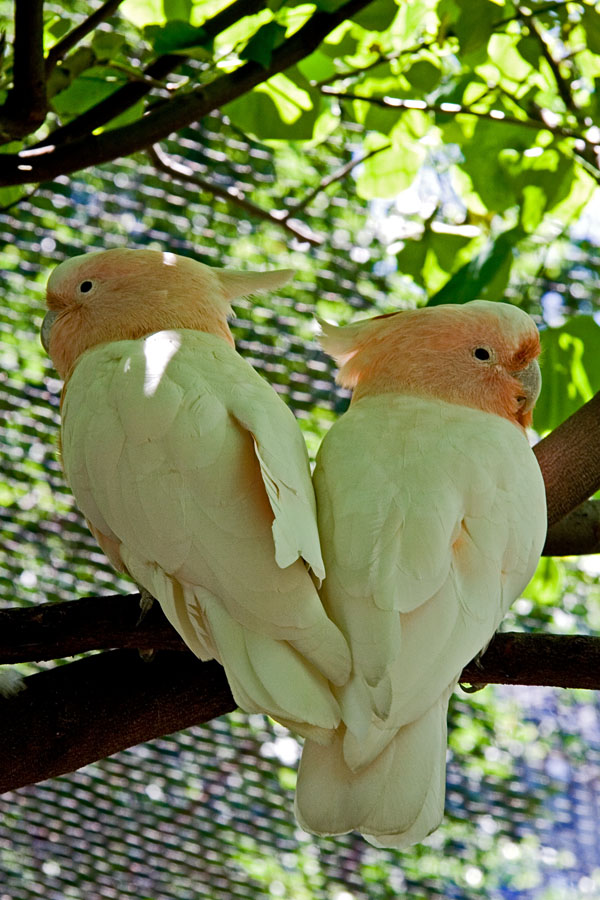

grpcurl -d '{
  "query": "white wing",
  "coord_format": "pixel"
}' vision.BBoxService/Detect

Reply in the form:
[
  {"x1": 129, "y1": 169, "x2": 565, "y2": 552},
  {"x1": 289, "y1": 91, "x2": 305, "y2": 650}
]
[{"x1": 61, "y1": 330, "x2": 349, "y2": 737}]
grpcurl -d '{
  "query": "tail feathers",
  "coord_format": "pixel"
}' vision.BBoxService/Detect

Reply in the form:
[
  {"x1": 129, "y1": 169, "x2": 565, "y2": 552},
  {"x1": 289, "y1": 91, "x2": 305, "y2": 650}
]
[
  {"x1": 286, "y1": 615, "x2": 350, "y2": 688},
  {"x1": 295, "y1": 694, "x2": 450, "y2": 849},
  {"x1": 191, "y1": 588, "x2": 344, "y2": 739}
]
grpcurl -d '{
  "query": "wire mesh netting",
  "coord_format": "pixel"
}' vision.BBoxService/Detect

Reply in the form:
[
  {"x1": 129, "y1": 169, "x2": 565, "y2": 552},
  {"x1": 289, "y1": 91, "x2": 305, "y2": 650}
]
[{"x1": 2, "y1": 116, "x2": 600, "y2": 899}]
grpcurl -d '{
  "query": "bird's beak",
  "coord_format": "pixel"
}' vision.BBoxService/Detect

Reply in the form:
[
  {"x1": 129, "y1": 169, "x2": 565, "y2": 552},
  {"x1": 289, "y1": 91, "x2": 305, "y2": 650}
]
[
  {"x1": 41, "y1": 309, "x2": 59, "y2": 353},
  {"x1": 512, "y1": 358, "x2": 541, "y2": 413}
]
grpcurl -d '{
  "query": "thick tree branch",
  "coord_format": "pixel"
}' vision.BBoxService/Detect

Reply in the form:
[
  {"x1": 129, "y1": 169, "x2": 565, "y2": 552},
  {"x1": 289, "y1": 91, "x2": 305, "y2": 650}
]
[
  {"x1": 0, "y1": 0, "x2": 46, "y2": 140},
  {"x1": 534, "y1": 392, "x2": 600, "y2": 527},
  {"x1": 45, "y1": 0, "x2": 125, "y2": 75},
  {"x1": 543, "y1": 500, "x2": 600, "y2": 557},
  {"x1": 1, "y1": 633, "x2": 599, "y2": 794},
  {"x1": 0, "y1": 0, "x2": 374, "y2": 186},
  {"x1": 149, "y1": 144, "x2": 323, "y2": 246},
  {"x1": 0, "y1": 651, "x2": 235, "y2": 794}
]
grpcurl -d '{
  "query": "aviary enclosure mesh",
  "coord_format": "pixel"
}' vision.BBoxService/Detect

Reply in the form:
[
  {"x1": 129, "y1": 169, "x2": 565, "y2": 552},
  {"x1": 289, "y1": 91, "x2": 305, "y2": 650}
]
[{"x1": 1, "y1": 115, "x2": 600, "y2": 900}]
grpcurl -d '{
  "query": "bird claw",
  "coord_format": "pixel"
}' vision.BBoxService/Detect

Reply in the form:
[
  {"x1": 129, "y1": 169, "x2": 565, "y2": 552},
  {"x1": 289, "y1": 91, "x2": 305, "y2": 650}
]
[{"x1": 136, "y1": 588, "x2": 155, "y2": 626}]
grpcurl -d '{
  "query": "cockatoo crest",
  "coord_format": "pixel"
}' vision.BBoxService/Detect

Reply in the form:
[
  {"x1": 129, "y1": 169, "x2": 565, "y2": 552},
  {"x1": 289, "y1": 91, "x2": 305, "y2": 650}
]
[{"x1": 318, "y1": 300, "x2": 541, "y2": 429}]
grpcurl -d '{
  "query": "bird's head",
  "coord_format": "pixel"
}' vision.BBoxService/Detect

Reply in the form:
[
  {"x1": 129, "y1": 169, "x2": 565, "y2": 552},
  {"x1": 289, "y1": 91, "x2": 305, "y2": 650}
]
[
  {"x1": 319, "y1": 300, "x2": 541, "y2": 430},
  {"x1": 42, "y1": 248, "x2": 294, "y2": 380}
]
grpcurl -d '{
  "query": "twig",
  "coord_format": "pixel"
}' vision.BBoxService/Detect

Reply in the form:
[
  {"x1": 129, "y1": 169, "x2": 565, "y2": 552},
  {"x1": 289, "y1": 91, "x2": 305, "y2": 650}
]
[
  {"x1": 518, "y1": 5, "x2": 579, "y2": 118},
  {"x1": 148, "y1": 144, "x2": 322, "y2": 245},
  {"x1": 45, "y1": 0, "x2": 126, "y2": 75},
  {"x1": 320, "y1": 89, "x2": 600, "y2": 183},
  {"x1": 0, "y1": 0, "x2": 376, "y2": 186},
  {"x1": 292, "y1": 144, "x2": 391, "y2": 214},
  {"x1": 0, "y1": 0, "x2": 46, "y2": 140}
]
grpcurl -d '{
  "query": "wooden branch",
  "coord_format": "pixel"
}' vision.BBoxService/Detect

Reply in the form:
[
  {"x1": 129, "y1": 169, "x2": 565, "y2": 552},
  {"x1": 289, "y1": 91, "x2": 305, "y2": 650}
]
[
  {"x1": 543, "y1": 500, "x2": 600, "y2": 557},
  {"x1": 0, "y1": 650, "x2": 235, "y2": 794},
  {"x1": 0, "y1": 593, "x2": 185, "y2": 664},
  {"x1": 0, "y1": 0, "x2": 46, "y2": 140},
  {"x1": 533, "y1": 392, "x2": 600, "y2": 527},
  {"x1": 45, "y1": 0, "x2": 126, "y2": 75},
  {"x1": 0, "y1": 0, "x2": 374, "y2": 186},
  {"x1": 459, "y1": 632, "x2": 600, "y2": 690},
  {"x1": 148, "y1": 144, "x2": 323, "y2": 245},
  {"x1": 2, "y1": 632, "x2": 598, "y2": 794}
]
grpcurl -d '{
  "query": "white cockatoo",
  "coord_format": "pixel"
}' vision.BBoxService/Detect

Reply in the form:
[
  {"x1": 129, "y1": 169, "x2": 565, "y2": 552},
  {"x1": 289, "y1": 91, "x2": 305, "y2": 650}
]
[
  {"x1": 295, "y1": 300, "x2": 547, "y2": 848},
  {"x1": 41, "y1": 248, "x2": 350, "y2": 740}
]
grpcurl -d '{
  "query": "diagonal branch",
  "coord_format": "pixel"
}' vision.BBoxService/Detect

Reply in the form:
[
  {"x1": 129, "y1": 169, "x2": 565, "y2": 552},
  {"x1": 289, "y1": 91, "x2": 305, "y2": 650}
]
[
  {"x1": 0, "y1": 650, "x2": 236, "y2": 794},
  {"x1": 0, "y1": 0, "x2": 375, "y2": 186},
  {"x1": 45, "y1": 0, "x2": 126, "y2": 75},
  {"x1": 38, "y1": 0, "x2": 269, "y2": 150},
  {"x1": 292, "y1": 144, "x2": 391, "y2": 215},
  {"x1": 148, "y1": 144, "x2": 323, "y2": 245},
  {"x1": 518, "y1": 5, "x2": 579, "y2": 118},
  {"x1": 0, "y1": 0, "x2": 46, "y2": 140},
  {"x1": 534, "y1": 391, "x2": 600, "y2": 527}
]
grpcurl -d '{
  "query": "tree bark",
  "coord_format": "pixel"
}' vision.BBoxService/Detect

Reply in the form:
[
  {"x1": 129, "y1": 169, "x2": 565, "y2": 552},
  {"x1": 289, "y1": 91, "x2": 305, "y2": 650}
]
[{"x1": 0, "y1": 651, "x2": 235, "y2": 794}]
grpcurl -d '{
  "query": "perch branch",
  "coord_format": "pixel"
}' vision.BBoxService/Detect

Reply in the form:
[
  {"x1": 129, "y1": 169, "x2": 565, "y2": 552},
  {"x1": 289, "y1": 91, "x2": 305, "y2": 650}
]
[
  {"x1": 0, "y1": 0, "x2": 375, "y2": 186},
  {"x1": 0, "y1": 651, "x2": 235, "y2": 794},
  {"x1": 2, "y1": 633, "x2": 599, "y2": 794},
  {"x1": 533, "y1": 391, "x2": 600, "y2": 527}
]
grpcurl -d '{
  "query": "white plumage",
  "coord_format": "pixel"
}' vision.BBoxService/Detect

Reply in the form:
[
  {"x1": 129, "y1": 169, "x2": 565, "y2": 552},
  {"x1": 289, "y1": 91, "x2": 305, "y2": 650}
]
[{"x1": 295, "y1": 302, "x2": 547, "y2": 848}]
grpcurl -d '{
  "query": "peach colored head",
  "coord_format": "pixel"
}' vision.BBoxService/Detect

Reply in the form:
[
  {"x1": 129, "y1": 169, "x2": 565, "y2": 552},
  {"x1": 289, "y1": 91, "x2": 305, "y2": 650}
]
[
  {"x1": 319, "y1": 300, "x2": 541, "y2": 430},
  {"x1": 42, "y1": 248, "x2": 294, "y2": 381}
]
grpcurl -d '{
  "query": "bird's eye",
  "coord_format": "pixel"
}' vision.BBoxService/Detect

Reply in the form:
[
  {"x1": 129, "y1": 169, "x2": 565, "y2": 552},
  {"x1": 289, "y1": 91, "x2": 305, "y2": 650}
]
[
  {"x1": 473, "y1": 347, "x2": 491, "y2": 361},
  {"x1": 79, "y1": 280, "x2": 94, "y2": 294}
]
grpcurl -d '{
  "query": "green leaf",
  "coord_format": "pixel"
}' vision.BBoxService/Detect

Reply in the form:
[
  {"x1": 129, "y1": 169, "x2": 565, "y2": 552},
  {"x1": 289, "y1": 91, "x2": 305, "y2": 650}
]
[
  {"x1": 353, "y1": 0, "x2": 398, "y2": 32},
  {"x1": 224, "y1": 70, "x2": 320, "y2": 140},
  {"x1": 297, "y1": 49, "x2": 337, "y2": 82},
  {"x1": 438, "y1": 0, "x2": 504, "y2": 57},
  {"x1": 121, "y1": 0, "x2": 165, "y2": 27},
  {"x1": 582, "y1": 6, "x2": 600, "y2": 54},
  {"x1": 144, "y1": 21, "x2": 209, "y2": 54},
  {"x1": 50, "y1": 67, "x2": 127, "y2": 117},
  {"x1": 355, "y1": 136, "x2": 422, "y2": 199},
  {"x1": 404, "y1": 59, "x2": 441, "y2": 93},
  {"x1": 535, "y1": 316, "x2": 600, "y2": 434},
  {"x1": 428, "y1": 227, "x2": 523, "y2": 305},
  {"x1": 240, "y1": 21, "x2": 286, "y2": 68},
  {"x1": 91, "y1": 32, "x2": 127, "y2": 61},
  {"x1": 164, "y1": 0, "x2": 192, "y2": 21}
]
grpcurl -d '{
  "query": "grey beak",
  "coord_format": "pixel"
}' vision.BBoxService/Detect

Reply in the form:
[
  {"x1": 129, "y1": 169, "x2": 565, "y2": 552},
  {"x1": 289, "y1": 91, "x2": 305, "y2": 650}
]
[
  {"x1": 512, "y1": 358, "x2": 541, "y2": 412},
  {"x1": 41, "y1": 309, "x2": 58, "y2": 353}
]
